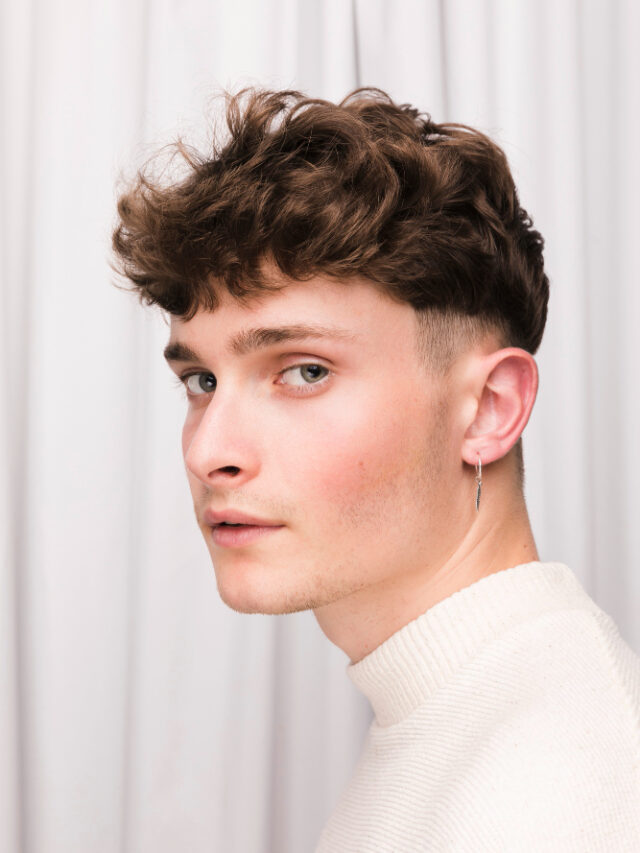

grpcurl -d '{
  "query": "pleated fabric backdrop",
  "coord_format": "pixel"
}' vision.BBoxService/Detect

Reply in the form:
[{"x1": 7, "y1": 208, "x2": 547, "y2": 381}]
[{"x1": 1, "y1": 1, "x2": 639, "y2": 851}]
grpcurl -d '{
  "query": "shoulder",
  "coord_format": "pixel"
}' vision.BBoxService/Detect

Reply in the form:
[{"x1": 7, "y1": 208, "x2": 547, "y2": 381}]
[{"x1": 455, "y1": 607, "x2": 640, "y2": 850}]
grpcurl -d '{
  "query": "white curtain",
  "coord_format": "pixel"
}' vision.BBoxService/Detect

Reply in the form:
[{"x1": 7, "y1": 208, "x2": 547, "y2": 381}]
[{"x1": 1, "y1": 1, "x2": 638, "y2": 851}]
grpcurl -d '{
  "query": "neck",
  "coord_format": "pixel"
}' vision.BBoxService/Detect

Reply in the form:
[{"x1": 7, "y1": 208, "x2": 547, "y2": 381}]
[{"x1": 313, "y1": 485, "x2": 538, "y2": 664}]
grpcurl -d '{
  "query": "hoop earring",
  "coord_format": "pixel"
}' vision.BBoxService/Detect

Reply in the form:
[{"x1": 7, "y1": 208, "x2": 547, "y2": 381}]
[{"x1": 475, "y1": 454, "x2": 482, "y2": 512}]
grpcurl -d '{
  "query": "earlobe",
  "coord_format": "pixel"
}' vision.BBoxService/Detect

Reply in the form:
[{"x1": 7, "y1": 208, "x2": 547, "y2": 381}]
[{"x1": 461, "y1": 348, "x2": 538, "y2": 467}]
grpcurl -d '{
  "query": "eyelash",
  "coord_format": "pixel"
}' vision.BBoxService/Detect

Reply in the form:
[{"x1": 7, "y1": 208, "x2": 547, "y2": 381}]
[{"x1": 173, "y1": 363, "x2": 333, "y2": 398}]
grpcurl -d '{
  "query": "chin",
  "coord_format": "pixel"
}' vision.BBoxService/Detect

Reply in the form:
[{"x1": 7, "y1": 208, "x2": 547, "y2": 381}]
[
  {"x1": 213, "y1": 558, "x2": 341, "y2": 615},
  {"x1": 216, "y1": 581, "x2": 317, "y2": 615}
]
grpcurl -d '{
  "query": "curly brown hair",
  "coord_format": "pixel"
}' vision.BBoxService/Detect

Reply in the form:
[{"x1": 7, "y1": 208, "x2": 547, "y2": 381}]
[
  {"x1": 113, "y1": 86, "x2": 547, "y2": 349},
  {"x1": 112, "y1": 87, "x2": 550, "y2": 483}
]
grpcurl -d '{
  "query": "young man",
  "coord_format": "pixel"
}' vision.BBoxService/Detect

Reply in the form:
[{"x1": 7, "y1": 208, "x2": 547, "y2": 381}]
[{"x1": 112, "y1": 88, "x2": 640, "y2": 851}]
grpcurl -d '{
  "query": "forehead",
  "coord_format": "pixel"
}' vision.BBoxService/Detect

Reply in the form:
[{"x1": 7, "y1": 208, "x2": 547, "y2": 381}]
[{"x1": 168, "y1": 276, "x2": 421, "y2": 355}]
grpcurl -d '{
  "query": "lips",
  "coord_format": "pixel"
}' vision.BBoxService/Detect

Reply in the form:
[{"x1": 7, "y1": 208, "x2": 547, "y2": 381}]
[
  {"x1": 203, "y1": 507, "x2": 286, "y2": 550},
  {"x1": 203, "y1": 507, "x2": 283, "y2": 528},
  {"x1": 210, "y1": 520, "x2": 283, "y2": 547}
]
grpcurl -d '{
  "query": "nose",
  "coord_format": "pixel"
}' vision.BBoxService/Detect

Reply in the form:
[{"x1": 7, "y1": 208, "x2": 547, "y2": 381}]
[{"x1": 183, "y1": 389, "x2": 260, "y2": 487}]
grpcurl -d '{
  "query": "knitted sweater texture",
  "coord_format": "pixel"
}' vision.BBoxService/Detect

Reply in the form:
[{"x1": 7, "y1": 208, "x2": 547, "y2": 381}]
[{"x1": 315, "y1": 561, "x2": 640, "y2": 852}]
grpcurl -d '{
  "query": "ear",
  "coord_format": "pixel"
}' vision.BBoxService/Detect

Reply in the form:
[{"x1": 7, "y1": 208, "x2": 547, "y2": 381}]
[{"x1": 461, "y1": 348, "x2": 539, "y2": 467}]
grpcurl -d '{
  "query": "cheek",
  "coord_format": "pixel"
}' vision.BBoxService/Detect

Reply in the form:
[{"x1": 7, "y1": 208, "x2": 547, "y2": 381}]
[
  {"x1": 181, "y1": 405, "x2": 205, "y2": 459},
  {"x1": 181, "y1": 419, "x2": 192, "y2": 458},
  {"x1": 181, "y1": 416, "x2": 203, "y2": 495},
  {"x1": 278, "y1": 388, "x2": 428, "y2": 525}
]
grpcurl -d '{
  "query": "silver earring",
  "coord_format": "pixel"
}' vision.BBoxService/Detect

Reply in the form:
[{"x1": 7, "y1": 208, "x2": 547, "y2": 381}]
[{"x1": 475, "y1": 454, "x2": 482, "y2": 512}]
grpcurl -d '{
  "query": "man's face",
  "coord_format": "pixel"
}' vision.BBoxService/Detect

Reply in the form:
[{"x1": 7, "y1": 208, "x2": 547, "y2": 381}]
[{"x1": 166, "y1": 275, "x2": 463, "y2": 616}]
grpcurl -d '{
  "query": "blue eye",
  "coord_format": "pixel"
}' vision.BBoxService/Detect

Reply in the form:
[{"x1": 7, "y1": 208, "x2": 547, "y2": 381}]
[
  {"x1": 184, "y1": 373, "x2": 216, "y2": 395},
  {"x1": 280, "y1": 364, "x2": 329, "y2": 386}
]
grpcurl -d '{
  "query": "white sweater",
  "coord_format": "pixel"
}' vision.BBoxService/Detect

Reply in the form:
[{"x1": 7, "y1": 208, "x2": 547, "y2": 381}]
[{"x1": 315, "y1": 561, "x2": 640, "y2": 852}]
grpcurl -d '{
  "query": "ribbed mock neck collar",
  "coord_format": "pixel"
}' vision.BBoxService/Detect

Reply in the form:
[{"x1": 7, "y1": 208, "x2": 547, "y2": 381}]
[{"x1": 347, "y1": 561, "x2": 594, "y2": 727}]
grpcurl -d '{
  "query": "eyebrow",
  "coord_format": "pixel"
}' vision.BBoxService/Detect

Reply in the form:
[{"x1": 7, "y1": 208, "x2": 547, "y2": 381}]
[{"x1": 163, "y1": 323, "x2": 360, "y2": 364}]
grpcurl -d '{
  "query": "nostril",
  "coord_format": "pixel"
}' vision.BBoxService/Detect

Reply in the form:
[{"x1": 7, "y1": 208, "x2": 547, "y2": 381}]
[{"x1": 219, "y1": 466, "x2": 240, "y2": 475}]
